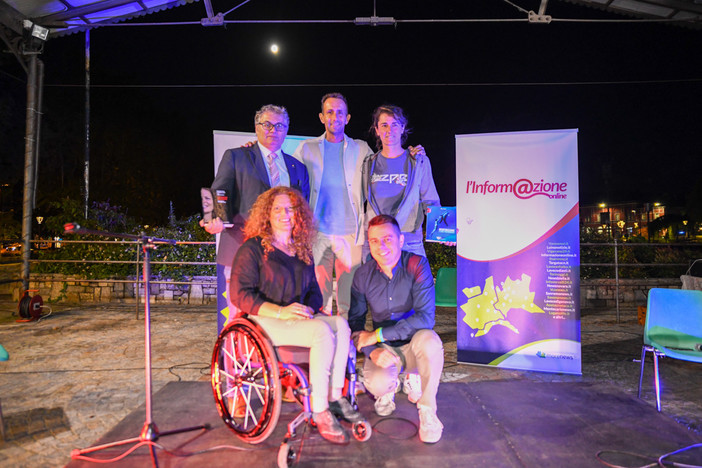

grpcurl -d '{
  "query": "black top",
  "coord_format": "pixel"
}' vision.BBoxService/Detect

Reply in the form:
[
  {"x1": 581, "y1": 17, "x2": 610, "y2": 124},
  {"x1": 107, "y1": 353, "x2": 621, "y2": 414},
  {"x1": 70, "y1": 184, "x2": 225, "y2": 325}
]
[{"x1": 230, "y1": 237, "x2": 322, "y2": 315}]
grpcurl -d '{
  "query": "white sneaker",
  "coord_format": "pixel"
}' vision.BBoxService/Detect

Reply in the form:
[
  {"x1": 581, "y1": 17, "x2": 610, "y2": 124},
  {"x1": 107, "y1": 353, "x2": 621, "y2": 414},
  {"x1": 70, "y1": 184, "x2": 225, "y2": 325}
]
[
  {"x1": 403, "y1": 373, "x2": 422, "y2": 404},
  {"x1": 374, "y1": 391, "x2": 396, "y2": 416},
  {"x1": 418, "y1": 404, "x2": 443, "y2": 443}
]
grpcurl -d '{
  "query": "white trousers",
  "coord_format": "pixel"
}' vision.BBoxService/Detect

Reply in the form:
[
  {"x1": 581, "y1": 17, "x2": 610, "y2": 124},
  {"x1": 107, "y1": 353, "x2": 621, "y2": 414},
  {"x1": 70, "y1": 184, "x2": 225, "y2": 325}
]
[
  {"x1": 313, "y1": 232, "x2": 363, "y2": 319},
  {"x1": 250, "y1": 314, "x2": 350, "y2": 413},
  {"x1": 362, "y1": 329, "x2": 444, "y2": 410}
]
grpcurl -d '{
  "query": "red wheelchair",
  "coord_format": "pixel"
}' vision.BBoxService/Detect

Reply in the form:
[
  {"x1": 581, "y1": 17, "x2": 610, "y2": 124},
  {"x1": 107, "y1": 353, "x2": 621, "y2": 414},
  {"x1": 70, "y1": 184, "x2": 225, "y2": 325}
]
[{"x1": 211, "y1": 316, "x2": 372, "y2": 467}]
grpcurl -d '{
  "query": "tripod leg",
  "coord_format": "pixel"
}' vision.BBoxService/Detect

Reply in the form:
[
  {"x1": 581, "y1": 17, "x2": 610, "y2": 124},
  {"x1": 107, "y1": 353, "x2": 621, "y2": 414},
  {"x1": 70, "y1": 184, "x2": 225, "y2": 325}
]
[
  {"x1": 71, "y1": 436, "x2": 142, "y2": 457},
  {"x1": 157, "y1": 423, "x2": 211, "y2": 438}
]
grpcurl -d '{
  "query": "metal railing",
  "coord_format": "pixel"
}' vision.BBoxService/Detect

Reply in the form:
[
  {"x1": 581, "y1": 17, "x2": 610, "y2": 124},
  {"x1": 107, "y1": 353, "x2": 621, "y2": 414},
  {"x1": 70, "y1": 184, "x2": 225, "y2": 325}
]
[
  {"x1": 3, "y1": 238, "x2": 701, "y2": 321},
  {"x1": 1, "y1": 239, "x2": 217, "y2": 318},
  {"x1": 581, "y1": 240, "x2": 702, "y2": 321}
]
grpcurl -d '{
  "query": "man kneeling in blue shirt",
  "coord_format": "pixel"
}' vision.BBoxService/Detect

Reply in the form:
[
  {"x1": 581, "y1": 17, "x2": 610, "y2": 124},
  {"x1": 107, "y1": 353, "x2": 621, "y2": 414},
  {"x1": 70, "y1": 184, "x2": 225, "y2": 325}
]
[{"x1": 349, "y1": 214, "x2": 444, "y2": 443}]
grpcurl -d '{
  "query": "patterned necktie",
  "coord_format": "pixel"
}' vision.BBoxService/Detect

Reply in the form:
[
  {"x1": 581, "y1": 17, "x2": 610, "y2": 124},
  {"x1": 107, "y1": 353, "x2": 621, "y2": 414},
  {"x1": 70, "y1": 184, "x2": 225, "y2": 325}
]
[{"x1": 267, "y1": 152, "x2": 280, "y2": 187}]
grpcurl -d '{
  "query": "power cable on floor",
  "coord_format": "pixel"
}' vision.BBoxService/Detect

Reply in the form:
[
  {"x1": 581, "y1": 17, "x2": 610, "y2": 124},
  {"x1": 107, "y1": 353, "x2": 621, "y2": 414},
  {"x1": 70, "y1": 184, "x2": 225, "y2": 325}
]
[
  {"x1": 167, "y1": 362, "x2": 210, "y2": 381},
  {"x1": 658, "y1": 442, "x2": 702, "y2": 467},
  {"x1": 595, "y1": 442, "x2": 702, "y2": 468},
  {"x1": 372, "y1": 417, "x2": 418, "y2": 440},
  {"x1": 70, "y1": 436, "x2": 262, "y2": 464}
]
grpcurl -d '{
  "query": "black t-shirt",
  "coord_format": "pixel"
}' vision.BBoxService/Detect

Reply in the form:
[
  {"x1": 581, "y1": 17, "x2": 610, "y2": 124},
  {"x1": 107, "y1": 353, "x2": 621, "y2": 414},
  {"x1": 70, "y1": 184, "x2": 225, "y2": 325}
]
[{"x1": 230, "y1": 237, "x2": 323, "y2": 315}]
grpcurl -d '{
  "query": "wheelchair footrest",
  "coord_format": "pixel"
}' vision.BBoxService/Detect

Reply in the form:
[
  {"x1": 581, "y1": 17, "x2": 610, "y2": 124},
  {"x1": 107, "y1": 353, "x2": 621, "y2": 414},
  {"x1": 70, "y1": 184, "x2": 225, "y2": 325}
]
[{"x1": 285, "y1": 410, "x2": 311, "y2": 439}]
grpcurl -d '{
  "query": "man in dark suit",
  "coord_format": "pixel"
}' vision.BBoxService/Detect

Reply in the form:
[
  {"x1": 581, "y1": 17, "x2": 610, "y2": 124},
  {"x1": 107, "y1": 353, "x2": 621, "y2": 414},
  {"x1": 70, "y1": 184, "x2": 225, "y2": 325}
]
[{"x1": 201, "y1": 104, "x2": 310, "y2": 330}]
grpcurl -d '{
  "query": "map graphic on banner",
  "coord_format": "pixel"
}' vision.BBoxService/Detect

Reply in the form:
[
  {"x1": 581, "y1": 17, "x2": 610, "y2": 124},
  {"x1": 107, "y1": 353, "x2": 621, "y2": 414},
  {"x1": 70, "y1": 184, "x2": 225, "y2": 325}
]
[
  {"x1": 461, "y1": 274, "x2": 545, "y2": 337},
  {"x1": 455, "y1": 129, "x2": 581, "y2": 374}
]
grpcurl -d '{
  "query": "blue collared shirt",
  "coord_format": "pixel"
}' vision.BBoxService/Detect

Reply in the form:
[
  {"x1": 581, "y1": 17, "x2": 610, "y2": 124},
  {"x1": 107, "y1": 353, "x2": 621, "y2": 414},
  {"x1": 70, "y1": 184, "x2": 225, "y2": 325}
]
[{"x1": 349, "y1": 250, "x2": 436, "y2": 357}]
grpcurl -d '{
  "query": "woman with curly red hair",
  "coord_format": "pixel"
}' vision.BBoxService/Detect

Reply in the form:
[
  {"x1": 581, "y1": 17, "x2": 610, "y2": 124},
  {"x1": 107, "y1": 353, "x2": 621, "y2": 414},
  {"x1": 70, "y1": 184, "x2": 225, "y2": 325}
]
[{"x1": 229, "y1": 186, "x2": 362, "y2": 444}]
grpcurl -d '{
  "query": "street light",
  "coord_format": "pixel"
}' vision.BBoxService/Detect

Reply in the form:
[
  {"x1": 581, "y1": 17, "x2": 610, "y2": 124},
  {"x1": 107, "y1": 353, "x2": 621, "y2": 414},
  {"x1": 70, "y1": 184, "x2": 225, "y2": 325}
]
[{"x1": 36, "y1": 216, "x2": 44, "y2": 241}]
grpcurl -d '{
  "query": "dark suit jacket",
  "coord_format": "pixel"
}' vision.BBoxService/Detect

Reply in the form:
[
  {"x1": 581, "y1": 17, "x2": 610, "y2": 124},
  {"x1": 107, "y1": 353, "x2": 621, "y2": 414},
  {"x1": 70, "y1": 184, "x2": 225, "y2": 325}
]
[{"x1": 211, "y1": 144, "x2": 310, "y2": 265}]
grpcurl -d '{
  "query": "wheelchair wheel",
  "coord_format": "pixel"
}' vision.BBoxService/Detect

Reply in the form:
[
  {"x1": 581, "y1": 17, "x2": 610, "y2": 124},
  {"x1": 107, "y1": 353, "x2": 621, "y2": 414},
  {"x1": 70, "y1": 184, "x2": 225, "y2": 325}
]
[
  {"x1": 352, "y1": 420, "x2": 372, "y2": 442},
  {"x1": 211, "y1": 318, "x2": 282, "y2": 444},
  {"x1": 277, "y1": 442, "x2": 298, "y2": 468}
]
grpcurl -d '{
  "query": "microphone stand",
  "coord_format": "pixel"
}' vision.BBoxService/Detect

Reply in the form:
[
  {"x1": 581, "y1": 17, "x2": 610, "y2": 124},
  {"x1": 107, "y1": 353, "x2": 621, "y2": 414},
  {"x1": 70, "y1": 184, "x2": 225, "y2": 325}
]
[{"x1": 66, "y1": 224, "x2": 209, "y2": 466}]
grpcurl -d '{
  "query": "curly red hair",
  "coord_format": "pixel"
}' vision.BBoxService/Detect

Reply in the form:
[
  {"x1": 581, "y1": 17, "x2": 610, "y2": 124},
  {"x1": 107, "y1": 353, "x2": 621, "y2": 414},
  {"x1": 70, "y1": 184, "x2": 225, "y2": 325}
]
[{"x1": 243, "y1": 186, "x2": 316, "y2": 264}]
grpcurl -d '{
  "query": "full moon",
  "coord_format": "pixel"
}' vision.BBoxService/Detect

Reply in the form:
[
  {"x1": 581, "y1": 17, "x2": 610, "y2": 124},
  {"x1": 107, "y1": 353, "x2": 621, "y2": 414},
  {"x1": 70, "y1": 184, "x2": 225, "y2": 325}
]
[{"x1": 270, "y1": 44, "x2": 279, "y2": 54}]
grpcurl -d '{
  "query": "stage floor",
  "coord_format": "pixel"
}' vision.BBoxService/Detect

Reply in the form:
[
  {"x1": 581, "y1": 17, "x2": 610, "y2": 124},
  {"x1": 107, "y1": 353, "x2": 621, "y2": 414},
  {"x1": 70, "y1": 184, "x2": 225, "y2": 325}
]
[{"x1": 66, "y1": 380, "x2": 702, "y2": 468}]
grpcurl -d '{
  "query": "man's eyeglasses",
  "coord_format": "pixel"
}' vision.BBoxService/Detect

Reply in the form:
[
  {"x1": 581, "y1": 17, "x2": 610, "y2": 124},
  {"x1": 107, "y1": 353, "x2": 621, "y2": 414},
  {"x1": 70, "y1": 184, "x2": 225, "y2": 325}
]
[{"x1": 257, "y1": 121, "x2": 288, "y2": 132}]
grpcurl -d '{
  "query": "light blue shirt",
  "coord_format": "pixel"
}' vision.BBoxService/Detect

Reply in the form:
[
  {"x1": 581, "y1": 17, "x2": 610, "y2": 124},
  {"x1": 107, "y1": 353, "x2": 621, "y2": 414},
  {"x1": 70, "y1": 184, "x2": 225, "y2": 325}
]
[
  {"x1": 258, "y1": 142, "x2": 290, "y2": 187},
  {"x1": 315, "y1": 140, "x2": 356, "y2": 235}
]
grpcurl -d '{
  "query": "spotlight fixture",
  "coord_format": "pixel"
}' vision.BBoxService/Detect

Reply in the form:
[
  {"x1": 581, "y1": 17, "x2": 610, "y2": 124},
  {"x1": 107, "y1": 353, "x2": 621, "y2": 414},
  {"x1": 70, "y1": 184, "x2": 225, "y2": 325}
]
[
  {"x1": 21, "y1": 19, "x2": 49, "y2": 53},
  {"x1": 23, "y1": 20, "x2": 49, "y2": 41}
]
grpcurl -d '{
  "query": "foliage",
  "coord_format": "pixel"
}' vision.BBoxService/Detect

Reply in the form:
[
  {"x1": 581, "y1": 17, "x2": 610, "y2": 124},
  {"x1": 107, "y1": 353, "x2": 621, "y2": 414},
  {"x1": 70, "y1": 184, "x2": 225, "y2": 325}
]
[
  {"x1": 33, "y1": 199, "x2": 215, "y2": 279},
  {"x1": 425, "y1": 242, "x2": 456, "y2": 276},
  {"x1": 147, "y1": 214, "x2": 216, "y2": 278},
  {"x1": 0, "y1": 212, "x2": 21, "y2": 239},
  {"x1": 26, "y1": 197, "x2": 700, "y2": 282},
  {"x1": 685, "y1": 181, "x2": 702, "y2": 232},
  {"x1": 580, "y1": 230, "x2": 700, "y2": 280},
  {"x1": 580, "y1": 230, "x2": 614, "y2": 279}
]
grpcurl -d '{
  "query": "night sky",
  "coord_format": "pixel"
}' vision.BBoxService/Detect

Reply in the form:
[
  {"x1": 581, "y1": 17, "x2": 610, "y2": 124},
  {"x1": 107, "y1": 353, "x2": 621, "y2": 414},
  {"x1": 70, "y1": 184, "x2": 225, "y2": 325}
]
[{"x1": 1, "y1": 1, "x2": 701, "y2": 224}]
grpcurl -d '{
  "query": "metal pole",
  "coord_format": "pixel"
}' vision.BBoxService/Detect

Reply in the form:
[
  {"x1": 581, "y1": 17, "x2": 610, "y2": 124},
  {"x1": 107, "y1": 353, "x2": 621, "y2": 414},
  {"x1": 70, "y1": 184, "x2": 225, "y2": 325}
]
[
  {"x1": 33, "y1": 59, "x2": 44, "y2": 212},
  {"x1": 135, "y1": 241, "x2": 141, "y2": 319},
  {"x1": 538, "y1": 0, "x2": 549, "y2": 16},
  {"x1": 21, "y1": 55, "x2": 38, "y2": 292},
  {"x1": 141, "y1": 242, "x2": 154, "y2": 432},
  {"x1": 0, "y1": 398, "x2": 5, "y2": 441},
  {"x1": 84, "y1": 29, "x2": 91, "y2": 219},
  {"x1": 614, "y1": 238, "x2": 620, "y2": 323}
]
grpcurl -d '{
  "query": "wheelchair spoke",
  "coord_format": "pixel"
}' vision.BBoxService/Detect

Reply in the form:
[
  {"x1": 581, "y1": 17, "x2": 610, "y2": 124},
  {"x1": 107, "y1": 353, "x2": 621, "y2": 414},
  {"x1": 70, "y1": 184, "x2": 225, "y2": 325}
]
[
  {"x1": 243, "y1": 385, "x2": 258, "y2": 429},
  {"x1": 252, "y1": 377, "x2": 267, "y2": 402},
  {"x1": 241, "y1": 335, "x2": 257, "y2": 370},
  {"x1": 220, "y1": 381, "x2": 240, "y2": 400}
]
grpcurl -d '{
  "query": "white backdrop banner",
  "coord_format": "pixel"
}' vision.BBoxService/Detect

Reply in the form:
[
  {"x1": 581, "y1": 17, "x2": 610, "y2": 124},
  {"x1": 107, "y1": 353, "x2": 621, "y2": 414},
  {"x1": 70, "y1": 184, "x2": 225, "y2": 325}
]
[{"x1": 455, "y1": 129, "x2": 581, "y2": 374}]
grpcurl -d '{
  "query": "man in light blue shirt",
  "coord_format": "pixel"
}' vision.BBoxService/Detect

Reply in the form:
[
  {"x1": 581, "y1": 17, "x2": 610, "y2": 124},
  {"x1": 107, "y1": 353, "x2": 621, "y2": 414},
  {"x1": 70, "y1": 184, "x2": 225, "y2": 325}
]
[{"x1": 293, "y1": 94, "x2": 371, "y2": 318}]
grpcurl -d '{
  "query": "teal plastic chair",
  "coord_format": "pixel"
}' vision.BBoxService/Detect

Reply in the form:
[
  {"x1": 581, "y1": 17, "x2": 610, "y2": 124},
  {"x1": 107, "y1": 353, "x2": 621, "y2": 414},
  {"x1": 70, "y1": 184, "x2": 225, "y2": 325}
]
[
  {"x1": 637, "y1": 288, "x2": 702, "y2": 411},
  {"x1": 435, "y1": 267, "x2": 457, "y2": 307}
]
